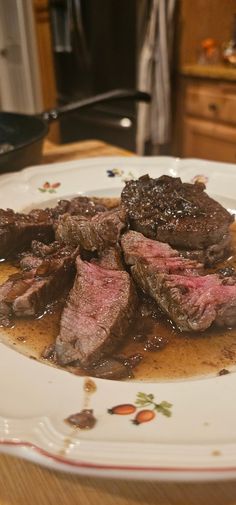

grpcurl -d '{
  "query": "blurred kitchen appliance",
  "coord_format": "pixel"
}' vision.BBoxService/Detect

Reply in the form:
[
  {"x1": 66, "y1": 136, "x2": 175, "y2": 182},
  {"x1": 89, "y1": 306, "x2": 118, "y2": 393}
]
[{"x1": 49, "y1": 0, "x2": 138, "y2": 150}]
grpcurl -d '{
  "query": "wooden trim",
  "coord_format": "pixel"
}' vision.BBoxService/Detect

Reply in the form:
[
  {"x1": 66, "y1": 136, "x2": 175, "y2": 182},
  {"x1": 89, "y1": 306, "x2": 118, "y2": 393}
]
[
  {"x1": 33, "y1": 0, "x2": 59, "y2": 142},
  {"x1": 183, "y1": 116, "x2": 236, "y2": 162}
]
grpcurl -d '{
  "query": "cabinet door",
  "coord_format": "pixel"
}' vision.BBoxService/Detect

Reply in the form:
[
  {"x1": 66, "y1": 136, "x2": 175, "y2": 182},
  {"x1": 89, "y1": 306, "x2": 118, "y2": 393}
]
[
  {"x1": 183, "y1": 117, "x2": 236, "y2": 163},
  {"x1": 185, "y1": 83, "x2": 236, "y2": 126}
]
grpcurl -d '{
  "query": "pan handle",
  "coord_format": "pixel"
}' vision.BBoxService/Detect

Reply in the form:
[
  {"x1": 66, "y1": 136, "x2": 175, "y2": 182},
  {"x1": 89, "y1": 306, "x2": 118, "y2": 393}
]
[{"x1": 42, "y1": 89, "x2": 151, "y2": 123}]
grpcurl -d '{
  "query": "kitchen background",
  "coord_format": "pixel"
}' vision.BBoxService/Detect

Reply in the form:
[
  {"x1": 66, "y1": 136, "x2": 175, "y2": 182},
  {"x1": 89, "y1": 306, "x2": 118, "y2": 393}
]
[{"x1": 1, "y1": 0, "x2": 236, "y2": 162}]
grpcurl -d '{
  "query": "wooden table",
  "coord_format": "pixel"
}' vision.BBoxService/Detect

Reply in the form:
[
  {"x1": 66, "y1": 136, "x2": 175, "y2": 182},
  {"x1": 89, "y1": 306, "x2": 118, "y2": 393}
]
[
  {"x1": 42, "y1": 139, "x2": 134, "y2": 163},
  {"x1": 1, "y1": 140, "x2": 236, "y2": 505}
]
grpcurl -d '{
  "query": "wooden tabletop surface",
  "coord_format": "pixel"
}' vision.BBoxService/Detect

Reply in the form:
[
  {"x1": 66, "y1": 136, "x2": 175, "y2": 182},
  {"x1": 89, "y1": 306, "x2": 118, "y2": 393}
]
[{"x1": 1, "y1": 139, "x2": 236, "y2": 505}]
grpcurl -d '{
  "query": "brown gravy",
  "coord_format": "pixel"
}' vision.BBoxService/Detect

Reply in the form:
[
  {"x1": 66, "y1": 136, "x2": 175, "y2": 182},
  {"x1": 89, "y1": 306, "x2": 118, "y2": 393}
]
[{"x1": 0, "y1": 224, "x2": 236, "y2": 383}]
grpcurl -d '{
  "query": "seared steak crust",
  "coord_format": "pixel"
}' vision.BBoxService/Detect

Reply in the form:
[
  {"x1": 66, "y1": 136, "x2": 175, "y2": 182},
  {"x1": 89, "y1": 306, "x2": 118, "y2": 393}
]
[
  {"x1": 51, "y1": 196, "x2": 107, "y2": 219},
  {"x1": 56, "y1": 257, "x2": 137, "y2": 367},
  {"x1": 55, "y1": 208, "x2": 126, "y2": 251},
  {"x1": 121, "y1": 174, "x2": 234, "y2": 251}
]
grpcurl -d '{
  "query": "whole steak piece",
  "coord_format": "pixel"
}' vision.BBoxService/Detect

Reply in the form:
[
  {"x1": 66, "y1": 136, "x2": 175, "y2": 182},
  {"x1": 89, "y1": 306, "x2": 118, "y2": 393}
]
[
  {"x1": 121, "y1": 231, "x2": 236, "y2": 332},
  {"x1": 56, "y1": 257, "x2": 137, "y2": 367},
  {"x1": 121, "y1": 174, "x2": 234, "y2": 255}
]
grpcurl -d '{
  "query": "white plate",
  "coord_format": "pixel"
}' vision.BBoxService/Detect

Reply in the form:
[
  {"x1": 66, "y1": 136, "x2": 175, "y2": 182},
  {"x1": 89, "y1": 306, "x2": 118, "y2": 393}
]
[{"x1": 0, "y1": 156, "x2": 236, "y2": 482}]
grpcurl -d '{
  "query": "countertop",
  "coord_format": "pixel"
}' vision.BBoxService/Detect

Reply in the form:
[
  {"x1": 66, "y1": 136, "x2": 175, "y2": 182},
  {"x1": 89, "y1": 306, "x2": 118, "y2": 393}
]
[
  {"x1": 180, "y1": 63, "x2": 236, "y2": 81},
  {"x1": 1, "y1": 139, "x2": 236, "y2": 505}
]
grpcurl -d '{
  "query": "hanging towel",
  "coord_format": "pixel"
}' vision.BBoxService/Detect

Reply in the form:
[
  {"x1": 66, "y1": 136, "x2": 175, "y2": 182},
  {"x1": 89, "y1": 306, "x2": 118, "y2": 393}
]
[
  {"x1": 50, "y1": 0, "x2": 72, "y2": 53},
  {"x1": 50, "y1": 0, "x2": 90, "y2": 69},
  {"x1": 136, "y1": 0, "x2": 176, "y2": 154}
]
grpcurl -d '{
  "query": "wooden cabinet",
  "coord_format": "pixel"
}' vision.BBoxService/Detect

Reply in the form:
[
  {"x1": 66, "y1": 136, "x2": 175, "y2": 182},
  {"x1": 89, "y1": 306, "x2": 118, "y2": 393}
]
[
  {"x1": 183, "y1": 117, "x2": 236, "y2": 163},
  {"x1": 178, "y1": 76, "x2": 236, "y2": 163},
  {"x1": 185, "y1": 83, "x2": 236, "y2": 125}
]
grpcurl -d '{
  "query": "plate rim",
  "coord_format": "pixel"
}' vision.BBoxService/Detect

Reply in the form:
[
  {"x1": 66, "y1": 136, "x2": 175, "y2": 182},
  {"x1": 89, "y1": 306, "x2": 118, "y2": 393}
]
[{"x1": 0, "y1": 155, "x2": 236, "y2": 481}]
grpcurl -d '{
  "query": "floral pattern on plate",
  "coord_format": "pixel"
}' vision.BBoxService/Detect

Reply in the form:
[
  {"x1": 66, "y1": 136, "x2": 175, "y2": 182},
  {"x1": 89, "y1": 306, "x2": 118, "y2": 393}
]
[
  {"x1": 108, "y1": 392, "x2": 172, "y2": 425},
  {"x1": 38, "y1": 181, "x2": 61, "y2": 193},
  {"x1": 106, "y1": 167, "x2": 136, "y2": 182}
]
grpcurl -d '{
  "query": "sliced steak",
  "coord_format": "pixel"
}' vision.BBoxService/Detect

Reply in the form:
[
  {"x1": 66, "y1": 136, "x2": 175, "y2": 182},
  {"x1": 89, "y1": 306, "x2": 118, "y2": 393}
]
[
  {"x1": 0, "y1": 196, "x2": 109, "y2": 260},
  {"x1": 0, "y1": 244, "x2": 78, "y2": 323},
  {"x1": 179, "y1": 234, "x2": 232, "y2": 267},
  {"x1": 19, "y1": 241, "x2": 62, "y2": 270},
  {"x1": 122, "y1": 230, "x2": 202, "y2": 275},
  {"x1": 121, "y1": 174, "x2": 234, "y2": 255},
  {"x1": 51, "y1": 195, "x2": 107, "y2": 219},
  {"x1": 56, "y1": 257, "x2": 137, "y2": 367},
  {"x1": 0, "y1": 208, "x2": 54, "y2": 259},
  {"x1": 121, "y1": 231, "x2": 236, "y2": 331},
  {"x1": 94, "y1": 247, "x2": 125, "y2": 271},
  {"x1": 31, "y1": 240, "x2": 62, "y2": 257},
  {"x1": 133, "y1": 267, "x2": 236, "y2": 331},
  {"x1": 0, "y1": 274, "x2": 22, "y2": 325},
  {"x1": 55, "y1": 208, "x2": 126, "y2": 251}
]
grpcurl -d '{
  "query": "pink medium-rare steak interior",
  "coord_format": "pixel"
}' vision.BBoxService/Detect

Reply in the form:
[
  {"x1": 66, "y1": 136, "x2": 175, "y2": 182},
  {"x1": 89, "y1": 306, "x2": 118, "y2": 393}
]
[{"x1": 56, "y1": 257, "x2": 137, "y2": 367}]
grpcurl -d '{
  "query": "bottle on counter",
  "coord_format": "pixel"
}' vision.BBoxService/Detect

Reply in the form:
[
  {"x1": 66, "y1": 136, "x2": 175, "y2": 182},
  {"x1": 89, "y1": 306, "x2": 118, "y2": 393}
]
[{"x1": 222, "y1": 14, "x2": 236, "y2": 66}]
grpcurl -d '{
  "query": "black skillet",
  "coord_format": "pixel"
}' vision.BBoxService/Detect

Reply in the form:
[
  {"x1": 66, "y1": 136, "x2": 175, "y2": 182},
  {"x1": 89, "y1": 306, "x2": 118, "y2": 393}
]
[{"x1": 0, "y1": 89, "x2": 150, "y2": 173}]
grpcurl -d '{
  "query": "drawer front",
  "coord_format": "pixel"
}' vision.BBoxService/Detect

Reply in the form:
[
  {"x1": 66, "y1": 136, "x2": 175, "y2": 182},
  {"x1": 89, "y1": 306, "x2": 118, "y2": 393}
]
[
  {"x1": 185, "y1": 84, "x2": 236, "y2": 125},
  {"x1": 183, "y1": 117, "x2": 236, "y2": 163}
]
